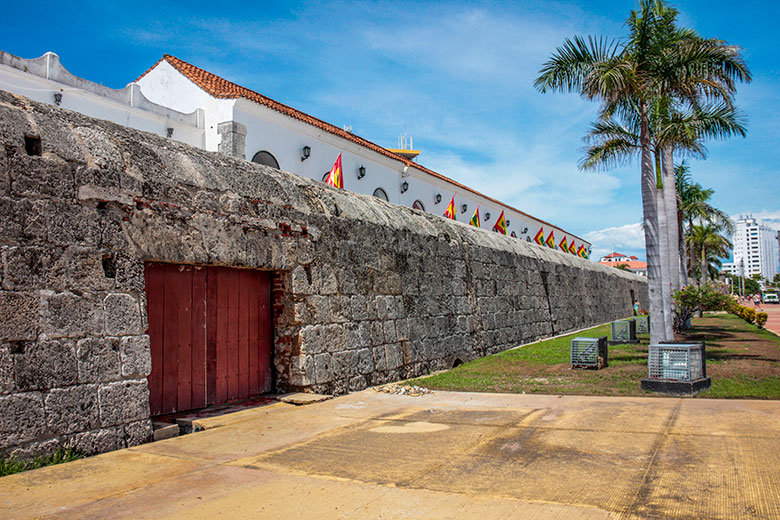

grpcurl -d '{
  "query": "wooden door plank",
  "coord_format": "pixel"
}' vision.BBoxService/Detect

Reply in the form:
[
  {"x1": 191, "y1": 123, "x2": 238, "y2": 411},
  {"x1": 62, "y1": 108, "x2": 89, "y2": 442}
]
[
  {"x1": 247, "y1": 271, "x2": 260, "y2": 394},
  {"x1": 191, "y1": 266, "x2": 207, "y2": 409},
  {"x1": 145, "y1": 263, "x2": 165, "y2": 416},
  {"x1": 162, "y1": 264, "x2": 179, "y2": 414},
  {"x1": 227, "y1": 269, "x2": 240, "y2": 400},
  {"x1": 206, "y1": 266, "x2": 218, "y2": 406},
  {"x1": 176, "y1": 266, "x2": 193, "y2": 411},
  {"x1": 238, "y1": 269, "x2": 250, "y2": 398},
  {"x1": 215, "y1": 267, "x2": 229, "y2": 404},
  {"x1": 258, "y1": 272, "x2": 273, "y2": 393}
]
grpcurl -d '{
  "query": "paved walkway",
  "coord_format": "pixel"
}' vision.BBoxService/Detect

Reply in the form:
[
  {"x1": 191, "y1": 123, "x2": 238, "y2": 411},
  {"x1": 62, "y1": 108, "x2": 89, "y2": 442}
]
[
  {"x1": 2, "y1": 390, "x2": 780, "y2": 519},
  {"x1": 745, "y1": 300, "x2": 780, "y2": 335}
]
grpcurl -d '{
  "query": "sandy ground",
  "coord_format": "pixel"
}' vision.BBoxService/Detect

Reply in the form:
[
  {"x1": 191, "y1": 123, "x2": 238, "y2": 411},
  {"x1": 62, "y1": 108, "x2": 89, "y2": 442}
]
[{"x1": 3, "y1": 389, "x2": 780, "y2": 519}]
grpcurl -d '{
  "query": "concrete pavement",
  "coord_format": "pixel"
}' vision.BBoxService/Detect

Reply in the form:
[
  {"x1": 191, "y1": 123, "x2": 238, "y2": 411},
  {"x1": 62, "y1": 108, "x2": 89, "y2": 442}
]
[{"x1": 2, "y1": 390, "x2": 780, "y2": 519}]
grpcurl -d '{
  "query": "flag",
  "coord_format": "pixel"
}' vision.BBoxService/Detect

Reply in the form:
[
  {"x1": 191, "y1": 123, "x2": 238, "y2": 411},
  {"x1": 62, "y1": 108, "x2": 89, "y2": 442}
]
[
  {"x1": 559, "y1": 235, "x2": 568, "y2": 253},
  {"x1": 545, "y1": 230, "x2": 556, "y2": 249},
  {"x1": 577, "y1": 245, "x2": 586, "y2": 258},
  {"x1": 469, "y1": 204, "x2": 481, "y2": 227},
  {"x1": 325, "y1": 153, "x2": 344, "y2": 188},
  {"x1": 444, "y1": 195, "x2": 457, "y2": 220},
  {"x1": 493, "y1": 210, "x2": 507, "y2": 234},
  {"x1": 569, "y1": 240, "x2": 577, "y2": 255},
  {"x1": 533, "y1": 227, "x2": 545, "y2": 245}
]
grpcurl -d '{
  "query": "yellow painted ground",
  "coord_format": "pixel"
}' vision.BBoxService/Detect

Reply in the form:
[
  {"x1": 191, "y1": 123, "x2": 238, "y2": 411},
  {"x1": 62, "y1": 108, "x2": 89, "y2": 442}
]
[{"x1": 2, "y1": 391, "x2": 779, "y2": 519}]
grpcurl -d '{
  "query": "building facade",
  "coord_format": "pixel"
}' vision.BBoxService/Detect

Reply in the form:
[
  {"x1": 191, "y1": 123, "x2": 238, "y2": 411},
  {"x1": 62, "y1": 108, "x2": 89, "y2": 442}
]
[
  {"x1": 0, "y1": 51, "x2": 591, "y2": 257},
  {"x1": 722, "y1": 217, "x2": 779, "y2": 282},
  {"x1": 598, "y1": 252, "x2": 647, "y2": 277}
]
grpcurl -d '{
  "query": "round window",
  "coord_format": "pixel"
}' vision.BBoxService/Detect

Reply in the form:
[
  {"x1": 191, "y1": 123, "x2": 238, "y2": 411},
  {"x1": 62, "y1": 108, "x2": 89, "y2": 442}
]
[
  {"x1": 373, "y1": 188, "x2": 389, "y2": 201},
  {"x1": 412, "y1": 200, "x2": 425, "y2": 211}
]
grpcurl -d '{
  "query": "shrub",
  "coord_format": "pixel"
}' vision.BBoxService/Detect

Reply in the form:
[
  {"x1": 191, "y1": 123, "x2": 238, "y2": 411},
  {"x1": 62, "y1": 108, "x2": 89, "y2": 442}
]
[
  {"x1": 744, "y1": 307, "x2": 756, "y2": 324},
  {"x1": 756, "y1": 312, "x2": 768, "y2": 329},
  {"x1": 672, "y1": 283, "x2": 729, "y2": 332}
]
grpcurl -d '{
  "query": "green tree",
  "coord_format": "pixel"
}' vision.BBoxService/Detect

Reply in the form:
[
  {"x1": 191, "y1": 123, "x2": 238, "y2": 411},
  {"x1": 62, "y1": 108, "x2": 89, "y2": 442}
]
[
  {"x1": 687, "y1": 223, "x2": 731, "y2": 284},
  {"x1": 535, "y1": 0, "x2": 749, "y2": 343}
]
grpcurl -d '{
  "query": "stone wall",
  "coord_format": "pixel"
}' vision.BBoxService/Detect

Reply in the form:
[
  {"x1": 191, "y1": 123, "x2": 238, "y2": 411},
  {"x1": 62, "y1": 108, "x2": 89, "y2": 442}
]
[{"x1": 0, "y1": 91, "x2": 647, "y2": 458}]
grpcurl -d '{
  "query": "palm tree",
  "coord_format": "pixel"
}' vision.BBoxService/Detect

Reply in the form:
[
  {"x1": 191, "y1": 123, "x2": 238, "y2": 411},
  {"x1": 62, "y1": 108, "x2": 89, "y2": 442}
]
[
  {"x1": 535, "y1": 0, "x2": 749, "y2": 343},
  {"x1": 687, "y1": 223, "x2": 731, "y2": 285}
]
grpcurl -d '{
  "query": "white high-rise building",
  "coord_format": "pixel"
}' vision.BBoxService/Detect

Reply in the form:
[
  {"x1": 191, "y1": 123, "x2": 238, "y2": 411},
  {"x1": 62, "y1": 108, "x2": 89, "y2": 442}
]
[{"x1": 722, "y1": 217, "x2": 779, "y2": 282}]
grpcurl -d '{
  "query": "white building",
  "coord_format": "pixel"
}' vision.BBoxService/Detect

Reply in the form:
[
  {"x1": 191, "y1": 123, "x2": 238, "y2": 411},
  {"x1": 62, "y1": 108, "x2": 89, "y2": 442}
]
[
  {"x1": 0, "y1": 51, "x2": 591, "y2": 256},
  {"x1": 722, "y1": 217, "x2": 779, "y2": 281}
]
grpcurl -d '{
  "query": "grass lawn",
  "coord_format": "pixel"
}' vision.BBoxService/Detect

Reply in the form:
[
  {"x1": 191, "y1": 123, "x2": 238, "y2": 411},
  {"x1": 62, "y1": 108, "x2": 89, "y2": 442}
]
[{"x1": 409, "y1": 313, "x2": 780, "y2": 399}]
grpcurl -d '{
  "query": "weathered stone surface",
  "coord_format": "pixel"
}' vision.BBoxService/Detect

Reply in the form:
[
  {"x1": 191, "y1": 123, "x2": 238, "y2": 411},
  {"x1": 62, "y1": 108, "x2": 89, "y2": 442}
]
[
  {"x1": 41, "y1": 291, "x2": 104, "y2": 338},
  {"x1": 119, "y1": 335, "x2": 151, "y2": 377},
  {"x1": 0, "y1": 91, "x2": 648, "y2": 459},
  {"x1": 0, "y1": 344, "x2": 13, "y2": 394},
  {"x1": 44, "y1": 385, "x2": 100, "y2": 434},
  {"x1": 77, "y1": 337, "x2": 120, "y2": 383},
  {"x1": 0, "y1": 392, "x2": 46, "y2": 446},
  {"x1": 98, "y1": 380, "x2": 149, "y2": 427},
  {"x1": 14, "y1": 340, "x2": 78, "y2": 391},
  {"x1": 123, "y1": 419, "x2": 153, "y2": 447},
  {"x1": 0, "y1": 292, "x2": 39, "y2": 341},
  {"x1": 63, "y1": 426, "x2": 123, "y2": 456},
  {"x1": 103, "y1": 293, "x2": 142, "y2": 335}
]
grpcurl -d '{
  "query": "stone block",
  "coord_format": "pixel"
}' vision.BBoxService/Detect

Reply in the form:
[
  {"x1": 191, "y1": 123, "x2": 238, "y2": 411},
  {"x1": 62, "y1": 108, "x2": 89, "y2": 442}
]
[
  {"x1": 44, "y1": 385, "x2": 100, "y2": 435},
  {"x1": 0, "y1": 344, "x2": 13, "y2": 394},
  {"x1": 103, "y1": 293, "x2": 142, "y2": 335},
  {"x1": 119, "y1": 335, "x2": 151, "y2": 377},
  {"x1": 323, "y1": 323, "x2": 345, "y2": 351},
  {"x1": 124, "y1": 419, "x2": 153, "y2": 447},
  {"x1": 41, "y1": 290, "x2": 104, "y2": 338},
  {"x1": 385, "y1": 344, "x2": 404, "y2": 370},
  {"x1": 63, "y1": 426, "x2": 123, "y2": 456},
  {"x1": 6, "y1": 438, "x2": 60, "y2": 461},
  {"x1": 298, "y1": 325, "x2": 324, "y2": 355},
  {"x1": 98, "y1": 379, "x2": 150, "y2": 427},
  {"x1": 383, "y1": 321, "x2": 397, "y2": 343},
  {"x1": 0, "y1": 291, "x2": 39, "y2": 341},
  {"x1": 356, "y1": 348, "x2": 374, "y2": 375},
  {"x1": 64, "y1": 247, "x2": 114, "y2": 291},
  {"x1": 372, "y1": 346, "x2": 387, "y2": 372},
  {"x1": 77, "y1": 337, "x2": 121, "y2": 383},
  {"x1": 2, "y1": 247, "x2": 65, "y2": 291},
  {"x1": 14, "y1": 339, "x2": 78, "y2": 391},
  {"x1": 313, "y1": 353, "x2": 332, "y2": 384},
  {"x1": 349, "y1": 375, "x2": 368, "y2": 392},
  {"x1": 0, "y1": 392, "x2": 46, "y2": 446}
]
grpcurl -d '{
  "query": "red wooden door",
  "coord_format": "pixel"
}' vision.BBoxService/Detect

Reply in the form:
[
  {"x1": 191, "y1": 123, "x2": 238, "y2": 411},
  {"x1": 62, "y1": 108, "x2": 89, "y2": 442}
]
[{"x1": 145, "y1": 263, "x2": 272, "y2": 416}]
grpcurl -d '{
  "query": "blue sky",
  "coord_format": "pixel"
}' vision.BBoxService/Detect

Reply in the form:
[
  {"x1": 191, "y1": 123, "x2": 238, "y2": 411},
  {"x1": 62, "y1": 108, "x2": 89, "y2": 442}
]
[{"x1": 2, "y1": 1, "x2": 778, "y2": 261}]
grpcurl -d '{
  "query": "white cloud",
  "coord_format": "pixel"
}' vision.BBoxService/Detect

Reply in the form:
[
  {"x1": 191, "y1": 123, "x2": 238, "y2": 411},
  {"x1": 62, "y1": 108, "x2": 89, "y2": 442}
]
[
  {"x1": 583, "y1": 222, "x2": 646, "y2": 260},
  {"x1": 729, "y1": 210, "x2": 780, "y2": 230}
]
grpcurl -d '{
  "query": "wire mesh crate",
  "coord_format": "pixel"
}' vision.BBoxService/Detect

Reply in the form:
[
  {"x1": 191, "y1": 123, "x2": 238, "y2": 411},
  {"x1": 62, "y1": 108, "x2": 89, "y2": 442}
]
[
  {"x1": 571, "y1": 336, "x2": 608, "y2": 369},
  {"x1": 633, "y1": 315, "x2": 650, "y2": 334},
  {"x1": 647, "y1": 343, "x2": 705, "y2": 381},
  {"x1": 610, "y1": 319, "x2": 638, "y2": 344}
]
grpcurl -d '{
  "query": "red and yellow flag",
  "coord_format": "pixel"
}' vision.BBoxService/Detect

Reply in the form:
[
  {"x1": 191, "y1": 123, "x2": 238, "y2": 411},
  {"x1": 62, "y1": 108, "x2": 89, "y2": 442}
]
[
  {"x1": 444, "y1": 195, "x2": 457, "y2": 220},
  {"x1": 545, "y1": 230, "x2": 556, "y2": 249},
  {"x1": 569, "y1": 240, "x2": 577, "y2": 255},
  {"x1": 493, "y1": 210, "x2": 507, "y2": 235},
  {"x1": 577, "y1": 245, "x2": 586, "y2": 258},
  {"x1": 558, "y1": 235, "x2": 568, "y2": 253},
  {"x1": 469, "y1": 204, "x2": 481, "y2": 227},
  {"x1": 325, "y1": 153, "x2": 344, "y2": 188},
  {"x1": 533, "y1": 227, "x2": 545, "y2": 245}
]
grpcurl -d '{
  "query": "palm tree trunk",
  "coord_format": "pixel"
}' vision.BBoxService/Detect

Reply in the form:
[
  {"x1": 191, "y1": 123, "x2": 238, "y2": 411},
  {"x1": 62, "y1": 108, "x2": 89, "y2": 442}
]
[
  {"x1": 656, "y1": 153, "x2": 673, "y2": 341},
  {"x1": 662, "y1": 147, "x2": 680, "y2": 294},
  {"x1": 640, "y1": 102, "x2": 665, "y2": 345},
  {"x1": 700, "y1": 246, "x2": 708, "y2": 285},
  {"x1": 678, "y1": 209, "x2": 688, "y2": 286}
]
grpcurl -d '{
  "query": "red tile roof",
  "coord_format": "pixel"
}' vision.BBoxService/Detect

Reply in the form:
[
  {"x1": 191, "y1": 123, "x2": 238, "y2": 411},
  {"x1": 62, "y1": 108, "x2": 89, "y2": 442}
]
[
  {"x1": 599, "y1": 260, "x2": 647, "y2": 270},
  {"x1": 136, "y1": 55, "x2": 586, "y2": 243}
]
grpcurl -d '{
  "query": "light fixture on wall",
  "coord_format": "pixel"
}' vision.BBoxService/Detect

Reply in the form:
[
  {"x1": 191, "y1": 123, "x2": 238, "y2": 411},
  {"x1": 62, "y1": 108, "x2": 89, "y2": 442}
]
[
  {"x1": 461, "y1": 204, "x2": 468, "y2": 213},
  {"x1": 506, "y1": 219, "x2": 511, "y2": 226},
  {"x1": 53, "y1": 92, "x2": 63, "y2": 106},
  {"x1": 522, "y1": 227, "x2": 528, "y2": 234},
  {"x1": 358, "y1": 165, "x2": 366, "y2": 179},
  {"x1": 301, "y1": 145, "x2": 311, "y2": 161},
  {"x1": 166, "y1": 128, "x2": 174, "y2": 138},
  {"x1": 401, "y1": 165, "x2": 409, "y2": 177},
  {"x1": 401, "y1": 181, "x2": 409, "y2": 193},
  {"x1": 485, "y1": 212, "x2": 491, "y2": 221},
  {"x1": 435, "y1": 193, "x2": 442, "y2": 204}
]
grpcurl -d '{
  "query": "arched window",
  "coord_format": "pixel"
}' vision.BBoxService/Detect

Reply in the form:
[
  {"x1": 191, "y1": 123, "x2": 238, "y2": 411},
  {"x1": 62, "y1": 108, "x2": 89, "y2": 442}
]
[
  {"x1": 251, "y1": 151, "x2": 280, "y2": 169},
  {"x1": 322, "y1": 172, "x2": 330, "y2": 182},
  {"x1": 373, "y1": 188, "x2": 388, "y2": 201},
  {"x1": 510, "y1": 231, "x2": 517, "y2": 238},
  {"x1": 412, "y1": 200, "x2": 425, "y2": 211}
]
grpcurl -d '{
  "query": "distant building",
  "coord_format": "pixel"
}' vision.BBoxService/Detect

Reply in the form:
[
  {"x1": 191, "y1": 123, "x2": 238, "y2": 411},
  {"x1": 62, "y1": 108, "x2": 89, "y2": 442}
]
[
  {"x1": 722, "y1": 217, "x2": 779, "y2": 282},
  {"x1": 598, "y1": 252, "x2": 647, "y2": 277}
]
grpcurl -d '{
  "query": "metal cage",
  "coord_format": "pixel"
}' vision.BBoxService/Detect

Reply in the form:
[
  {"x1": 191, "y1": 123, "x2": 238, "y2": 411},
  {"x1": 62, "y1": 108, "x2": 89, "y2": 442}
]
[
  {"x1": 610, "y1": 320, "x2": 637, "y2": 343},
  {"x1": 571, "y1": 336, "x2": 608, "y2": 369},
  {"x1": 647, "y1": 343, "x2": 705, "y2": 381},
  {"x1": 633, "y1": 315, "x2": 650, "y2": 334}
]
